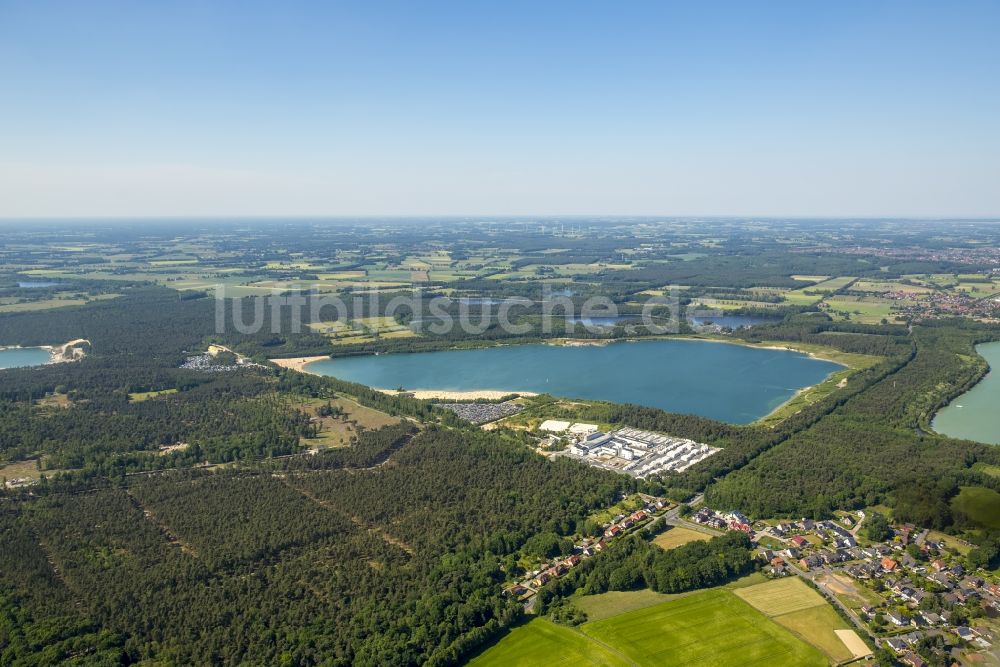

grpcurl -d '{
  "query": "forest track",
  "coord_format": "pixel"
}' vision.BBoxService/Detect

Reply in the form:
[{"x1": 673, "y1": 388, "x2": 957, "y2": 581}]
[
  {"x1": 279, "y1": 477, "x2": 417, "y2": 556},
  {"x1": 124, "y1": 488, "x2": 200, "y2": 557}
]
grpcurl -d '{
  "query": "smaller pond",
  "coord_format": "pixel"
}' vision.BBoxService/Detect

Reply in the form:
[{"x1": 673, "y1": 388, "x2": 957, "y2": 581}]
[
  {"x1": 568, "y1": 315, "x2": 633, "y2": 327},
  {"x1": 0, "y1": 347, "x2": 52, "y2": 369},
  {"x1": 933, "y1": 341, "x2": 1000, "y2": 445},
  {"x1": 454, "y1": 297, "x2": 502, "y2": 306},
  {"x1": 688, "y1": 314, "x2": 780, "y2": 329}
]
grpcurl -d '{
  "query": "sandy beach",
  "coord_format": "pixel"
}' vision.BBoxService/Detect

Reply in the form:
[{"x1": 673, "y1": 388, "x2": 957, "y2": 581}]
[
  {"x1": 270, "y1": 356, "x2": 329, "y2": 373},
  {"x1": 380, "y1": 389, "x2": 536, "y2": 401}
]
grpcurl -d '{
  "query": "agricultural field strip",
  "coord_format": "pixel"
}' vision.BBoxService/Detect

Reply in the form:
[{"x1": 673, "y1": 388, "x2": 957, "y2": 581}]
[{"x1": 733, "y1": 577, "x2": 827, "y2": 616}]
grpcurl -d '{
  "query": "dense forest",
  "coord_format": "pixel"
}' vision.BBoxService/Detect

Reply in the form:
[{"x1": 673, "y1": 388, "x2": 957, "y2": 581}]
[
  {"x1": 0, "y1": 427, "x2": 636, "y2": 665},
  {"x1": 535, "y1": 531, "x2": 755, "y2": 618}
]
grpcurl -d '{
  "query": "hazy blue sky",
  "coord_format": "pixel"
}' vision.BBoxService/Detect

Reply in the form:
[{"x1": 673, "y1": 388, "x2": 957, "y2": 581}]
[{"x1": 1, "y1": 1, "x2": 998, "y2": 217}]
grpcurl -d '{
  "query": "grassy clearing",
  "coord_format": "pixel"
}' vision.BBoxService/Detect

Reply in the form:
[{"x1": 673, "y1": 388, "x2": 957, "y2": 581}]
[
  {"x1": 581, "y1": 589, "x2": 826, "y2": 667},
  {"x1": 952, "y1": 486, "x2": 1000, "y2": 530},
  {"x1": 0, "y1": 459, "x2": 42, "y2": 482},
  {"x1": 652, "y1": 526, "x2": 710, "y2": 551},
  {"x1": 928, "y1": 530, "x2": 975, "y2": 556},
  {"x1": 468, "y1": 618, "x2": 630, "y2": 667},
  {"x1": 587, "y1": 495, "x2": 648, "y2": 525},
  {"x1": 815, "y1": 572, "x2": 884, "y2": 610},
  {"x1": 972, "y1": 462, "x2": 1000, "y2": 478},
  {"x1": 297, "y1": 397, "x2": 400, "y2": 449},
  {"x1": 35, "y1": 393, "x2": 72, "y2": 409},
  {"x1": 128, "y1": 388, "x2": 179, "y2": 402}
]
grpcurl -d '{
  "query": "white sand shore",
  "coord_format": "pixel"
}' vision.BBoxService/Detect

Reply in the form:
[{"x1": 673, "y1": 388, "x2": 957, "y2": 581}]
[
  {"x1": 268, "y1": 356, "x2": 534, "y2": 400},
  {"x1": 380, "y1": 389, "x2": 536, "y2": 401},
  {"x1": 270, "y1": 356, "x2": 329, "y2": 373}
]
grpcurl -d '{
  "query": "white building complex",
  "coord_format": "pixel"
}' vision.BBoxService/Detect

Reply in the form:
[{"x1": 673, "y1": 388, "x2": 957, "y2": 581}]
[{"x1": 566, "y1": 427, "x2": 719, "y2": 478}]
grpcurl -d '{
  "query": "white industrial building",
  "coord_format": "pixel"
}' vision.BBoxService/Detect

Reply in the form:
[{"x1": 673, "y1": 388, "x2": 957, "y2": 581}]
[{"x1": 565, "y1": 427, "x2": 720, "y2": 479}]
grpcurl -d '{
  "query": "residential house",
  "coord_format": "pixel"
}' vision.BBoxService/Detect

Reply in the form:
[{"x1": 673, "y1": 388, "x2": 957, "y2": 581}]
[
  {"x1": 900, "y1": 652, "x2": 927, "y2": 667},
  {"x1": 919, "y1": 611, "x2": 942, "y2": 625},
  {"x1": 886, "y1": 610, "x2": 909, "y2": 626},
  {"x1": 880, "y1": 557, "x2": 899, "y2": 572},
  {"x1": 798, "y1": 555, "x2": 822, "y2": 570},
  {"x1": 885, "y1": 637, "x2": 907, "y2": 653}
]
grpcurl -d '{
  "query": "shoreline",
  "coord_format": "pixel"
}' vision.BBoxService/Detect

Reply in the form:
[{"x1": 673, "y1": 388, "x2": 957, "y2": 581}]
[
  {"x1": 270, "y1": 355, "x2": 329, "y2": 374},
  {"x1": 380, "y1": 388, "x2": 537, "y2": 401},
  {"x1": 270, "y1": 336, "x2": 853, "y2": 425},
  {"x1": 1, "y1": 339, "x2": 90, "y2": 365},
  {"x1": 663, "y1": 335, "x2": 851, "y2": 368}
]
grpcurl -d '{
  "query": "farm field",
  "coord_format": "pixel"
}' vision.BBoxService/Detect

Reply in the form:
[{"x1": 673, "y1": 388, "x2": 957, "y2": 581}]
[
  {"x1": 570, "y1": 589, "x2": 687, "y2": 623},
  {"x1": 0, "y1": 292, "x2": 119, "y2": 313},
  {"x1": 852, "y1": 280, "x2": 933, "y2": 295},
  {"x1": 475, "y1": 588, "x2": 827, "y2": 666},
  {"x1": 652, "y1": 526, "x2": 710, "y2": 550},
  {"x1": 821, "y1": 296, "x2": 899, "y2": 324},
  {"x1": 467, "y1": 618, "x2": 630, "y2": 667},
  {"x1": 733, "y1": 577, "x2": 827, "y2": 616},
  {"x1": 581, "y1": 588, "x2": 827, "y2": 667},
  {"x1": 808, "y1": 276, "x2": 857, "y2": 292},
  {"x1": 734, "y1": 577, "x2": 863, "y2": 663}
]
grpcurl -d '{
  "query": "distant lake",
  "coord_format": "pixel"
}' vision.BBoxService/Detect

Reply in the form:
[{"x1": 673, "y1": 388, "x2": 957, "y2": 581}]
[
  {"x1": 933, "y1": 342, "x2": 1000, "y2": 444},
  {"x1": 0, "y1": 347, "x2": 51, "y2": 369},
  {"x1": 568, "y1": 315, "x2": 633, "y2": 327},
  {"x1": 688, "y1": 314, "x2": 780, "y2": 329},
  {"x1": 17, "y1": 281, "x2": 58, "y2": 288},
  {"x1": 306, "y1": 339, "x2": 842, "y2": 424}
]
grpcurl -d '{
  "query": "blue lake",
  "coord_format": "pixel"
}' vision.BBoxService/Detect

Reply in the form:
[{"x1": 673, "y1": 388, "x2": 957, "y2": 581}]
[
  {"x1": 306, "y1": 339, "x2": 842, "y2": 424},
  {"x1": 933, "y1": 342, "x2": 1000, "y2": 444},
  {"x1": 0, "y1": 347, "x2": 52, "y2": 369}
]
